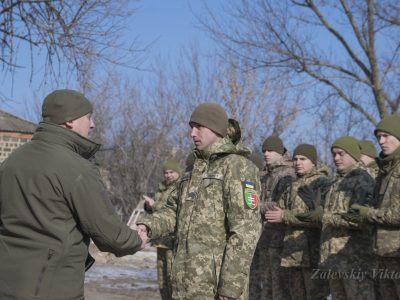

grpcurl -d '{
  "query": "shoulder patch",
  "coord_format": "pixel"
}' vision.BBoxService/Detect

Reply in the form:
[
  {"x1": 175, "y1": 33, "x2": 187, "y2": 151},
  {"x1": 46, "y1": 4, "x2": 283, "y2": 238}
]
[{"x1": 243, "y1": 181, "x2": 258, "y2": 209}]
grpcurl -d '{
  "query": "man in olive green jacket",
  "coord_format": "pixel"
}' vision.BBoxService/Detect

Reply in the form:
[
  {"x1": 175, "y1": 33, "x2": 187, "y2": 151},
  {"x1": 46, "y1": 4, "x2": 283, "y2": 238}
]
[
  {"x1": 0, "y1": 90, "x2": 146, "y2": 300},
  {"x1": 138, "y1": 103, "x2": 262, "y2": 300}
]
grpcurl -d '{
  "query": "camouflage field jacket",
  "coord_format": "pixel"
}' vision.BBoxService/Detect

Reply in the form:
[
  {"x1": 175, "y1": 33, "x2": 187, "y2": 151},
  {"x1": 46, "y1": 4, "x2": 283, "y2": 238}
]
[
  {"x1": 258, "y1": 155, "x2": 295, "y2": 248},
  {"x1": 367, "y1": 148, "x2": 400, "y2": 257},
  {"x1": 144, "y1": 181, "x2": 176, "y2": 249},
  {"x1": 139, "y1": 122, "x2": 262, "y2": 300},
  {"x1": 278, "y1": 166, "x2": 329, "y2": 268},
  {"x1": 320, "y1": 163, "x2": 376, "y2": 272}
]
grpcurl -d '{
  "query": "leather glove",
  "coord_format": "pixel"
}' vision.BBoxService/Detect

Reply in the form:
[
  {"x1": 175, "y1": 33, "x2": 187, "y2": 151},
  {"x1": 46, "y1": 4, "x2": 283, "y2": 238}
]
[
  {"x1": 295, "y1": 206, "x2": 323, "y2": 223},
  {"x1": 85, "y1": 252, "x2": 96, "y2": 272}
]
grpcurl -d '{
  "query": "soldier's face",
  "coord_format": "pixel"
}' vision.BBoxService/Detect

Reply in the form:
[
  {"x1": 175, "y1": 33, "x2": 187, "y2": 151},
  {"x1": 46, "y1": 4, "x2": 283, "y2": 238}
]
[
  {"x1": 190, "y1": 123, "x2": 221, "y2": 150},
  {"x1": 293, "y1": 155, "x2": 315, "y2": 174},
  {"x1": 264, "y1": 150, "x2": 282, "y2": 165},
  {"x1": 163, "y1": 170, "x2": 179, "y2": 183},
  {"x1": 331, "y1": 148, "x2": 357, "y2": 171},
  {"x1": 69, "y1": 113, "x2": 95, "y2": 138},
  {"x1": 376, "y1": 131, "x2": 400, "y2": 155}
]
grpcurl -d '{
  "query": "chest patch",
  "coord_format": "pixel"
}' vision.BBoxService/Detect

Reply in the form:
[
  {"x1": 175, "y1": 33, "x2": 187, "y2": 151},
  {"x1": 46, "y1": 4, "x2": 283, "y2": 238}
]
[{"x1": 243, "y1": 181, "x2": 258, "y2": 209}]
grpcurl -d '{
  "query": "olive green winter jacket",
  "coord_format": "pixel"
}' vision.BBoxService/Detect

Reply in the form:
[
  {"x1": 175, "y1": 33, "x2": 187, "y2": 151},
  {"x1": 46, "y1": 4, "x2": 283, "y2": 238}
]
[{"x1": 0, "y1": 122, "x2": 142, "y2": 300}]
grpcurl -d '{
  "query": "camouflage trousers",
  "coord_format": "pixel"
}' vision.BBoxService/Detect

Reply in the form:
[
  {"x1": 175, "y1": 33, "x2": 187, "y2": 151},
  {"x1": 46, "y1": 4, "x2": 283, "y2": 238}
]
[
  {"x1": 288, "y1": 267, "x2": 329, "y2": 300},
  {"x1": 157, "y1": 247, "x2": 173, "y2": 300},
  {"x1": 375, "y1": 257, "x2": 400, "y2": 300},
  {"x1": 329, "y1": 276, "x2": 375, "y2": 300},
  {"x1": 249, "y1": 245, "x2": 290, "y2": 300}
]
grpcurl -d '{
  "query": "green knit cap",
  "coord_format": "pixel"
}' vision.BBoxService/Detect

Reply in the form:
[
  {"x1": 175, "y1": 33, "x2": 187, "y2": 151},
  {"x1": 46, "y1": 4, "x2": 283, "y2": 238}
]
[
  {"x1": 374, "y1": 114, "x2": 400, "y2": 141},
  {"x1": 42, "y1": 89, "x2": 93, "y2": 124},
  {"x1": 189, "y1": 103, "x2": 228, "y2": 137},
  {"x1": 293, "y1": 144, "x2": 317, "y2": 165},
  {"x1": 331, "y1": 136, "x2": 361, "y2": 161},
  {"x1": 359, "y1": 140, "x2": 377, "y2": 158},
  {"x1": 162, "y1": 160, "x2": 182, "y2": 174},
  {"x1": 262, "y1": 136, "x2": 285, "y2": 154}
]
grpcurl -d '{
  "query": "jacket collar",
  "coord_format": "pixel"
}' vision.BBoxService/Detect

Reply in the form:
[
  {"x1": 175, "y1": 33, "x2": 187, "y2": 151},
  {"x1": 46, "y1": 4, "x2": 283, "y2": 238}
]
[{"x1": 32, "y1": 122, "x2": 101, "y2": 159}]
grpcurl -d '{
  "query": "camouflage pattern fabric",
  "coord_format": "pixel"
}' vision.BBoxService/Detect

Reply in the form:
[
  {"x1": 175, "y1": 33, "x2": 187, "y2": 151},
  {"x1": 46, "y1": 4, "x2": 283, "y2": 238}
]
[
  {"x1": 320, "y1": 163, "x2": 377, "y2": 298},
  {"x1": 249, "y1": 155, "x2": 295, "y2": 300},
  {"x1": 157, "y1": 247, "x2": 173, "y2": 300},
  {"x1": 277, "y1": 166, "x2": 330, "y2": 300},
  {"x1": 329, "y1": 276, "x2": 376, "y2": 300},
  {"x1": 139, "y1": 121, "x2": 262, "y2": 300},
  {"x1": 365, "y1": 160, "x2": 379, "y2": 179},
  {"x1": 365, "y1": 148, "x2": 400, "y2": 299},
  {"x1": 141, "y1": 181, "x2": 177, "y2": 300},
  {"x1": 288, "y1": 267, "x2": 329, "y2": 300}
]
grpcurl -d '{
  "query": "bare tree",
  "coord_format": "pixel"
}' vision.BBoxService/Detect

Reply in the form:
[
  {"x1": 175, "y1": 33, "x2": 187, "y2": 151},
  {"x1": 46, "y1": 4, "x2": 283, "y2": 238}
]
[
  {"x1": 199, "y1": 0, "x2": 400, "y2": 124},
  {"x1": 0, "y1": 0, "x2": 143, "y2": 91}
]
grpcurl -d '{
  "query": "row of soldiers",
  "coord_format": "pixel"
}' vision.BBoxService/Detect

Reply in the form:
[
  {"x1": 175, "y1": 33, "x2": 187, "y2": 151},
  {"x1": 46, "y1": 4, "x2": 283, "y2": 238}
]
[{"x1": 144, "y1": 112, "x2": 400, "y2": 300}]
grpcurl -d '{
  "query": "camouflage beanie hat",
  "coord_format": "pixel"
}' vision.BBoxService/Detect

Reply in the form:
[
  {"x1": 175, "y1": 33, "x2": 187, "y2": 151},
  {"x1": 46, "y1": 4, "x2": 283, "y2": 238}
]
[
  {"x1": 162, "y1": 160, "x2": 182, "y2": 174},
  {"x1": 331, "y1": 136, "x2": 361, "y2": 161},
  {"x1": 42, "y1": 89, "x2": 93, "y2": 125},
  {"x1": 293, "y1": 144, "x2": 317, "y2": 165},
  {"x1": 359, "y1": 140, "x2": 377, "y2": 158},
  {"x1": 189, "y1": 103, "x2": 228, "y2": 137},
  {"x1": 374, "y1": 114, "x2": 400, "y2": 141},
  {"x1": 262, "y1": 136, "x2": 285, "y2": 154}
]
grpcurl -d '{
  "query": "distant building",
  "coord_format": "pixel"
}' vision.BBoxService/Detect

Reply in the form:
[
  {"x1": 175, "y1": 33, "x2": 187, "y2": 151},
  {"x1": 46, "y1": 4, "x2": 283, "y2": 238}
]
[{"x1": 0, "y1": 111, "x2": 37, "y2": 163}]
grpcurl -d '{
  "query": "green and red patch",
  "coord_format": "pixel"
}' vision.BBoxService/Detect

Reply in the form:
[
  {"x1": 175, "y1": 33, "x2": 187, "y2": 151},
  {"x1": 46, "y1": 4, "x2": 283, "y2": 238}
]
[{"x1": 243, "y1": 181, "x2": 258, "y2": 209}]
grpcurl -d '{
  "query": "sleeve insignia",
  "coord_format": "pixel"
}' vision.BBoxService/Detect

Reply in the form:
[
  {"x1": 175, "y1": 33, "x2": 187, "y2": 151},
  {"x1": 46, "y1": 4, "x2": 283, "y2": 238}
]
[{"x1": 243, "y1": 181, "x2": 258, "y2": 209}]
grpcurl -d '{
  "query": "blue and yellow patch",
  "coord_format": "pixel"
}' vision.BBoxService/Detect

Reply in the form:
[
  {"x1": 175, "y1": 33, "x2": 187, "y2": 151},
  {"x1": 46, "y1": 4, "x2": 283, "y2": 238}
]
[{"x1": 243, "y1": 181, "x2": 258, "y2": 209}]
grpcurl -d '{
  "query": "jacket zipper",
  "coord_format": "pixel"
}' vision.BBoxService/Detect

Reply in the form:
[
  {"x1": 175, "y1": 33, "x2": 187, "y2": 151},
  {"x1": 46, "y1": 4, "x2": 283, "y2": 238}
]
[{"x1": 34, "y1": 249, "x2": 55, "y2": 296}]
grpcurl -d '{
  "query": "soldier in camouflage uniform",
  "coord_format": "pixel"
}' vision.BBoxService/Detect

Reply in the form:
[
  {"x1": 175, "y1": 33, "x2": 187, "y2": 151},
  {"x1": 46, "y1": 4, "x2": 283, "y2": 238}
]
[
  {"x1": 142, "y1": 160, "x2": 181, "y2": 300},
  {"x1": 265, "y1": 144, "x2": 330, "y2": 300},
  {"x1": 343, "y1": 115, "x2": 400, "y2": 299},
  {"x1": 249, "y1": 136, "x2": 295, "y2": 300},
  {"x1": 359, "y1": 140, "x2": 379, "y2": 178},
  {"x1": 137, "y1": 103, "x2": 262, "y2": 300},
  {"x1": 298, "y1": 136, "x2": 376, "y2": 300}
]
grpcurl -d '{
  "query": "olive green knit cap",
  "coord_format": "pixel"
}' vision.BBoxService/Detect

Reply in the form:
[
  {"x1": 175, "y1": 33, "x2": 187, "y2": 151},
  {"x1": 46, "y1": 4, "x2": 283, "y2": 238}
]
[
  {"x1": 374, "y1": 114, "x2": 400, "y2": 141},
  {"x1": 262, "y1": 136, "x2": 285, "y2": 154},
  {"x1": 359, "y1": 140, "x2": 377, "y2": 158},
  {"x1": 293, "y1": 144, "x2": 317, "y2": 165},
  {"x1": 331, "y1": 136, "x2": 361, "y2": 161},
  {"x1": 162, "y1": 160, "x2": 182, "y2": 174},
  {"x1": 42, "y1": 89, "x2": 93, "y2": 124},
  {"x1": 189, "y1": 103, "x2": 228, "y2": 137}
]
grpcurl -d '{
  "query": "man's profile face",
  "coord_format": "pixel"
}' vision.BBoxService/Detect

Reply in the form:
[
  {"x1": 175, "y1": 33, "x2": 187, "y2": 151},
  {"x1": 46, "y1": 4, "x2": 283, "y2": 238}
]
[
  {"x1": 70, "y1": 113, "x2": 95, "y2": 138},
  {"x1": 164, "y1": 170, "x2": 179, "y2": 183},
  {"x1": 190, "y1": 123, "x2": 221, "y2": 150},
  {"x1": 331, "y1": 147, "x2": 356, "y2": 171},
  {"x1": 376, "y1": 131, "x2": 400, "y2": 156},
  {"x1": 263, "y1": 150, "x2": 282, "y2": 165}
]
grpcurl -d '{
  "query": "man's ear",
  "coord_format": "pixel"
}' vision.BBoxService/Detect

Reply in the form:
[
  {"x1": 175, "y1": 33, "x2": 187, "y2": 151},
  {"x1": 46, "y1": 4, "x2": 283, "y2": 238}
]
[{"x1": 64, "y1": 120, "x2": 74, "y2": 129}]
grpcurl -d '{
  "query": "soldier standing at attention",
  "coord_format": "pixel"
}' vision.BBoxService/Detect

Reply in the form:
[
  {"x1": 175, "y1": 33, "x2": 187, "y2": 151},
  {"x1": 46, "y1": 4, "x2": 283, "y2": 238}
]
[
  {"x1": 142, "y1": 160, "x2": 181, "y2": 300},
  {"x1": 137, "y1": 103, "x2": 262, "y2": 300},
  {"x1": 249, "y1": 136, "x2": 295, "y2": 300},
  {"x1": 359, "y1": 140, "x2": 379, "y2": 178},
  {"x1": 265, "y1": 143, "x2": 330, "y2": 300},
  {"x1": 343, "y1": 115, "x2": 400, "y2": 299},
  {"x1": 298, "y1": 136, "x2": 376, "y2": 300},
  {"x1": 0, "y1": 89, "x2": 147, "y2": 300}
]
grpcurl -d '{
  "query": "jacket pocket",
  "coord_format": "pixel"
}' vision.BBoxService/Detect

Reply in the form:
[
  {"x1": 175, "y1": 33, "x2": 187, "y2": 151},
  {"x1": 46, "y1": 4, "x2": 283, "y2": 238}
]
[{"x1": 34, "y1": 248, "x2": 56, "y2": 297}]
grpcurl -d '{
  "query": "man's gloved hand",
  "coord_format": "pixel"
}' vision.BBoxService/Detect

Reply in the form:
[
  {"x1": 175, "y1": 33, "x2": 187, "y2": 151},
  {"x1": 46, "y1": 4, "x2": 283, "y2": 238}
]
[
  {"x1": 340, "y1": 204, "x2": 370, "y2": 223},
  {"x1": 295, "y1": 206, "x2": 323, "y2": 223},
  {"x1": 297, "y1": 185, "x2": 316, "y2": 210}
]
